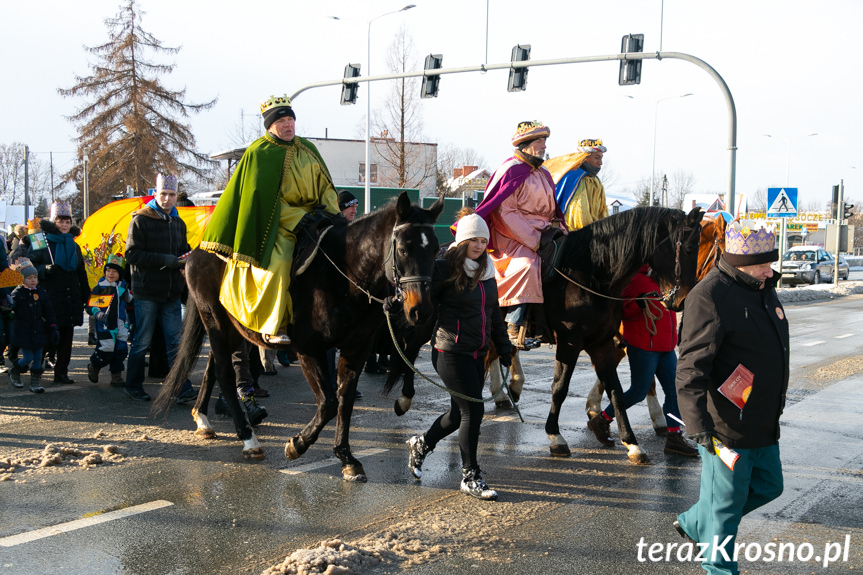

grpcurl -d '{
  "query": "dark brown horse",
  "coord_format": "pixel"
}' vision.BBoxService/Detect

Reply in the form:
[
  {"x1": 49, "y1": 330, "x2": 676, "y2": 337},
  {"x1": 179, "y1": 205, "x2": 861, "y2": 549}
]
[
  {"x1": 386, "y1": 207, "x2": 703, "y2": 464},
  {"x1": 153, "y1": 192, "x2": 443, "y2": 481}
]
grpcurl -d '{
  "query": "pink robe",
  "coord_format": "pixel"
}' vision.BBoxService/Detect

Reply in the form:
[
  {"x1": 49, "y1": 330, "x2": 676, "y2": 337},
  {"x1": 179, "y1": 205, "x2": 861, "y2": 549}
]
[{"x1": 487, "y1": 169, "x2": 559, "y2": 307}]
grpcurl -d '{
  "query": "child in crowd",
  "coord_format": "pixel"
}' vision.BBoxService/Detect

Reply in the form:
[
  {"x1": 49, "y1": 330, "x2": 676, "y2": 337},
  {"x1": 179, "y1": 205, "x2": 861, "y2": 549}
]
[
  {"x1": 87, "y1": 254, "x2": 133, "y2": 386},
  {"x1": 9, "y1": 259, "x2": 59, "y2": 393}
]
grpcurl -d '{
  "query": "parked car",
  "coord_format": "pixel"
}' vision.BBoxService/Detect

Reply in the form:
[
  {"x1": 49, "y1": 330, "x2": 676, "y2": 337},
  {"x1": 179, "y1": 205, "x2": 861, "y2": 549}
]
[{"x1": 772, "y1": 246, "x2": 850, "y2": 286}]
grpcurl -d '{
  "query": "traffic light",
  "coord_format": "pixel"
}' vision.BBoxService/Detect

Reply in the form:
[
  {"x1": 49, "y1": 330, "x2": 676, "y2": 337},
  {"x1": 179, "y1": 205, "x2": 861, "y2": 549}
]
[
  {"x1": 843, "y1": 201, "x2": 855, "y2": 221},
  {"x1": 340, "y1": 63, "x2": 361, "y2": 105},
  {"x1": 507, "y1": 44, "x2": 531, "y2": 92},
  {"x1": 832, "y1": 185, "x2": 840, "y2": 219},
  {"x1": 619, "y1": 34, "x2": 644, "y2": 86},
  {"x1": 421, "y1": 54, "x2": 443, "y2": 99}
]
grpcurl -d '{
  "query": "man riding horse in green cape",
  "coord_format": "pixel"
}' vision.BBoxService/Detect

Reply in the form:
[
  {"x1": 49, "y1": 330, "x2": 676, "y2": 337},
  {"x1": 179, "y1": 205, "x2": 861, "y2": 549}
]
[{"x1": 200, "y1": 95, "x2": 339, "y2": 345}]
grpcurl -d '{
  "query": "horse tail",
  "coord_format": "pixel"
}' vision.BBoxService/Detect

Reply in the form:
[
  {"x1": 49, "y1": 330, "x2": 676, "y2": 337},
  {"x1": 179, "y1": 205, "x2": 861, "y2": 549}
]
[{"x1": 151, "y1": 296, "x2": 206, "y2": 419}]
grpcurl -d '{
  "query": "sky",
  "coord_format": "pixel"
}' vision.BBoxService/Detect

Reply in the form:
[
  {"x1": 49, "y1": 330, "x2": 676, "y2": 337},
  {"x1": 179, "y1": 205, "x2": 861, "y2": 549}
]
[{"x1": 2, "y1": 0, "x2": 861, "y2": 214}]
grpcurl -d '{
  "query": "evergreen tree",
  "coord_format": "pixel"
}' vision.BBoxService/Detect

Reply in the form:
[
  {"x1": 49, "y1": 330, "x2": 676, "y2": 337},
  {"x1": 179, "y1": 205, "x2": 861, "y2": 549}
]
[{"x1": 59, "y1": 0, "x2": 216, "y2": 211}]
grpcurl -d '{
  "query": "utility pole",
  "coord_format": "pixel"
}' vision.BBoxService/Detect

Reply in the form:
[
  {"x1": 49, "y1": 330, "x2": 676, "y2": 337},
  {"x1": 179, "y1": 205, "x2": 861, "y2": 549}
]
[
  {"x1": 834, "y1": 180, "x2": 843, "y2": 286},
  {"x1": 24, "y1": 145, "x2": 30, "y2": 224},
  {"x1": 50, "y1": 152, "x2": 55, "y2": 201},
  {"x1": 83, "y1": 152, "x2": 90, "y2": 220}
]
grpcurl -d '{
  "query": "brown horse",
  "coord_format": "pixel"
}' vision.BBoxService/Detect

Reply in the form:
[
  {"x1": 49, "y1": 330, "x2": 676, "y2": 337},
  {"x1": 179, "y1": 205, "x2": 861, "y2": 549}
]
[{"x1": 153, "y1": 192, "x2": 443, "y2": 481}]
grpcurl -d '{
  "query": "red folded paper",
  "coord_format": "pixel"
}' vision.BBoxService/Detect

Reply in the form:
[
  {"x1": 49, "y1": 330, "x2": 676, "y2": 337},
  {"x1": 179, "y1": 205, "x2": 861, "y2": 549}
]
[{"x1": 719, "y1": 364, "x2": 754, "y2": 410}]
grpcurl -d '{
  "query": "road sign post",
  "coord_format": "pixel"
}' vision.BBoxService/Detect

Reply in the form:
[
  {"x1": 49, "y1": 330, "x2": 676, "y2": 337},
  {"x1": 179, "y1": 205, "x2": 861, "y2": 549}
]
[{"x1": 767, "y1": 187, "x2": 798, "y2": 269}]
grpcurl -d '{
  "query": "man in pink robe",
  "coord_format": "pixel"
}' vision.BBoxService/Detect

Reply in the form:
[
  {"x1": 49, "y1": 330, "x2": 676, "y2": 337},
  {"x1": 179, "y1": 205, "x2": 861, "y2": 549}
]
[{"x1": 473, "y1": 121, "x2": 564, "y2": 348}]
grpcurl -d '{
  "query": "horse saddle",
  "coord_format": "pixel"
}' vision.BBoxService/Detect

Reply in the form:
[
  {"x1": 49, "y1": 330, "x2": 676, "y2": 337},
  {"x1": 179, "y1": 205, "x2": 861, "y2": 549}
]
[
  {"x1": 291, "y1": 206, "x2": 345, "y2": 279},
  {"x1": 539, "y1": 226, "x2": 566, "y2": 282}
]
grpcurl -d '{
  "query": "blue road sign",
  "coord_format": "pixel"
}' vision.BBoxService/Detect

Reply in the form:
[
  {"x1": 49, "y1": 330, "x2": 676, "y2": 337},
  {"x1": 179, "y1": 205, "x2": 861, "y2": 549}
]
[{"x1": 767, "y1": 187, "x2": 798, "y2": 218}]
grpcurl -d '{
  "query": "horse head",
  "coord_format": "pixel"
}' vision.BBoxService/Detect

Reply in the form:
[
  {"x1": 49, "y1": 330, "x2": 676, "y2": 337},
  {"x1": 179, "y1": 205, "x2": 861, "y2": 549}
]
[
  {"x1": 650, "y1": 207, "x2": 704, "y2": 312},
  {"x1": 388, "y1": 192, "x2": 444, "y2": 325},
  {"x1": 696, "y1": 215, "x2": 727, "y2": 282}
]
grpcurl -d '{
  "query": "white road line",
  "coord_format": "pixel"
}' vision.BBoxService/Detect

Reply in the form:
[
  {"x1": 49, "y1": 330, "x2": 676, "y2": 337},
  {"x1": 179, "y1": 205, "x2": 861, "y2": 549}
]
[
  {"x1": 835, "y1": 334, "x2": 854, "y2": 339},
  {"x1": 801, "y1": 341, "x2": 826, "y2": 347},
  {"x1": 0, "y1": 500, "x2": 173, "y2": 547},
  {"x1": 279, "y1": 448, "x2": 388, "y2": 475}
]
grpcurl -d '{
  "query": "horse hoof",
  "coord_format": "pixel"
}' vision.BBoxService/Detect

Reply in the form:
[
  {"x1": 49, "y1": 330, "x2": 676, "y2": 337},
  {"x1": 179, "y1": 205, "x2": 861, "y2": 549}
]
[
  {"x1": 393, "y1": 395, "x2": 412, "y2": 417},
  {"x1": 342, "y1": 464, "x2": 368, "y2": 482},
  {"x1": 510, "y1": 390, "x2": 521, "y2": 403},
  {"x1": 284, "y1": 437, "x2": 302, "y2": 460},
  {"x1": 195, "y1": 428, "x2": 217, "y2": 439},
  {"x1": 549, "y1": 444, "x2": 572, "y2": 458},
  {"x1": 243, "y1": 447, "x2": 265, "y2": 460},
  {"x1": 625, "y1": 445, "x2": 651, "y2": 465}
]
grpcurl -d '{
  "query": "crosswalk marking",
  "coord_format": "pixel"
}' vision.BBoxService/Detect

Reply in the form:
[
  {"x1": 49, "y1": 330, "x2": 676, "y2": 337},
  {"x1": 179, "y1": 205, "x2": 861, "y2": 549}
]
[
  {"x1": 279, "y1": 448, "x2": 388, "y2": 475},
  {"x1": 0, "y1": 500, "x2": 173, "y2": 547}
]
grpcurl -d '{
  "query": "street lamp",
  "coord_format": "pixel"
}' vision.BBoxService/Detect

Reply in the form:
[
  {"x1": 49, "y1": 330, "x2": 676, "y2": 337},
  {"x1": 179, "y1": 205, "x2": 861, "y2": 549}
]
[
  {"x1": 334, "y1": 5, "x2": 416, "y2": 214},
  {"x1": 624, "y1": 93, "x2": 693, "y2": 206},
  {"x1": 762, "y1": 132, "x2": 818, "y2": 187}
]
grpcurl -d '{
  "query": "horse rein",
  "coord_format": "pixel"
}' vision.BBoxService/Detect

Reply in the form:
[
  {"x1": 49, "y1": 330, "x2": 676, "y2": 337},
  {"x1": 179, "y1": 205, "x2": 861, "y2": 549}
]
[{"x1": 385, "y1": 222, "x2": 436, "y2": 297}]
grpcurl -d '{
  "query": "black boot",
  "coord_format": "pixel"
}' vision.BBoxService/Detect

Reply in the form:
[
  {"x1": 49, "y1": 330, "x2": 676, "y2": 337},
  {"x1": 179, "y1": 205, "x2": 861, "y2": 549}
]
[
  {"x1": 9, "y1": 361, "x2": 23, "y2": 389},
  {"x1": 29, "y1": 369, "x2": 45, "y2": 394},
  {"x1": 241, "y1": 394, "x2": 268, "y2": 427},
  {"x1": 214, "y1": 395, "x2": 230, "y2": 416},
  {"x1": 460, "y1": 466, "x2": 498, "y2": 500},
  {"x1": 407, "y1": 434, "x2": 433, "y2": 479}
]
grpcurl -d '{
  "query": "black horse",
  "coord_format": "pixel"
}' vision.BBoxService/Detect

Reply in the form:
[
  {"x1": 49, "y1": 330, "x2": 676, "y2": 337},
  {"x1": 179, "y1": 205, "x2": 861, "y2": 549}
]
[
  {"x1": 385, "y1": 207, "x2": 703, "y2": 464},
  {"x1": 153, "y1": 192, "x2": 443, "y2": 481}
]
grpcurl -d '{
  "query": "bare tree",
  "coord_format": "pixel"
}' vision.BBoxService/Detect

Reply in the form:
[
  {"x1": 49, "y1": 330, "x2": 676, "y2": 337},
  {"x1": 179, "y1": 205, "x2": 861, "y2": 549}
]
[
  {"x1": 750, "y1": 187, "x2": 768, "y2": 212},
  {"x1": 667, "y1": 171, "x2": 696, "y2": 210},
  {"x1": 58, "y1": 0, "x2": 216, "y2": 210},
  {"x1": 371, "y1": 25, "x2": 436, "y2": 192},
  {"x1": 0, "y1": 143, "x2": 55, "y2": 207}
]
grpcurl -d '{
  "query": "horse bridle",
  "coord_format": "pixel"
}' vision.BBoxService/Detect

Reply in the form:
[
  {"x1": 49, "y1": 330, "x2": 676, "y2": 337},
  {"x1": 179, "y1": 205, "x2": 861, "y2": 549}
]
[
  {"x1": 655, "y1": 216, "x2": 693, "y2": 302},
  {"x1": 384, "y1": 222, "x2": 436, "y2": 299}
]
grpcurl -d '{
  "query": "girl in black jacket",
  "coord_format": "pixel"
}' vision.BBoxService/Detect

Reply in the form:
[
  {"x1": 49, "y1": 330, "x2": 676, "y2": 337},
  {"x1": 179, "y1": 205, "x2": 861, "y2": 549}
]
[{"x1": 406, "y1": 213, "x2": 512, "y2": 500}]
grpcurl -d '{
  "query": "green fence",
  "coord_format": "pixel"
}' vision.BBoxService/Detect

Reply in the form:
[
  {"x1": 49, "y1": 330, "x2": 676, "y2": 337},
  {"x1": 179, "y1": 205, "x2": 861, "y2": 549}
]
[{"x1": 421, "y1": 195, "x2": 484, "y2": 245}]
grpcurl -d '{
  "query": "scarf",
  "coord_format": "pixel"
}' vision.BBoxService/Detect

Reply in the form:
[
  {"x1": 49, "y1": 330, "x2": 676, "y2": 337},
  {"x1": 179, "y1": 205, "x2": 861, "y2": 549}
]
[
  {"x1": 44, "y1": 232, "x2": 79, "y2": 271},
  {"x1": 581, "y1": 161, "x2": 600, "y2": 177},
  {"x1": 464, "y1": 257, "x2": 495, "y2": 281},
  {"x1": 145, "y1": 198, "x2": 179, "y2": 218}
]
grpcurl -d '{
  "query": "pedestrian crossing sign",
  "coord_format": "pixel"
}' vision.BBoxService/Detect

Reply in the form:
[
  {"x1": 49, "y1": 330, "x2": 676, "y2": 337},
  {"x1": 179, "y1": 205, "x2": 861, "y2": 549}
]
[{"x1": 767, "y1": 188, "x2": 798, "y2": 218}]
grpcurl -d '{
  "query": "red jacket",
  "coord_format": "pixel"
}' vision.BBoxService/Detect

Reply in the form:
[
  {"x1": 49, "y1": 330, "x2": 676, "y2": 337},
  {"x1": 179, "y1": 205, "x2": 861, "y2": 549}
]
[{"x1": 621, "y1": 265, "x2": 677, "y2": 352}]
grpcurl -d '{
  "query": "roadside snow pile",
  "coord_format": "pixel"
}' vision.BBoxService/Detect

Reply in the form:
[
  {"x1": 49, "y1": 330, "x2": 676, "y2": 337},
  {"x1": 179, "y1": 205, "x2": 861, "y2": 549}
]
[
  {"x1": 261, "y1": 538, "x2": 396, "y2": 575},
  {"x1": 777, "y1": 281, "x2": 863, "y2": 304},
  {"x1": 0, "y1": 443, "x2": 124, "y2": 481}
]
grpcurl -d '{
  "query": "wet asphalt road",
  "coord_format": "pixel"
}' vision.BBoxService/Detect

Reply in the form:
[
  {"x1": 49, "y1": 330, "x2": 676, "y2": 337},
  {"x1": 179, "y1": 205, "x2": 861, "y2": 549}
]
[{"x1": 1, "y1": 295, "x2": 861, "y2": 575}]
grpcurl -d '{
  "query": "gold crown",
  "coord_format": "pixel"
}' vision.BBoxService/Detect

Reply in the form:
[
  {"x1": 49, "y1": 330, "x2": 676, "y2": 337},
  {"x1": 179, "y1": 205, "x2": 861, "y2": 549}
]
[
  {"x1": 260, "y1": 94, "x2": 292, "y2": 114},
  {"x1": 516, "y1": 120, "x2": 545, "y2": 135},
  {"x1": 579, "y1": 138, "x2": 603, "y2": 148}
]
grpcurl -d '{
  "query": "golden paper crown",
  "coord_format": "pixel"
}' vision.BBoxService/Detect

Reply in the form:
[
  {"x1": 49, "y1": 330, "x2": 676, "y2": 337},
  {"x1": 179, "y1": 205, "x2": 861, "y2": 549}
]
[
  {"x1": 260, "y1": 94, "x2": 292, "y2": 114},
  {"x1": 512, "y1": 121, "x2": 550, "y2": 146},
  {"x1": 578, "y1": 139, "x2": 607, "y2": 153},
  {"x1": 105, "y1": 253, "x2": 127, "y2": 270},
  {"x1": 725, "y1": 220, "x2": 776, "y2": 256}
]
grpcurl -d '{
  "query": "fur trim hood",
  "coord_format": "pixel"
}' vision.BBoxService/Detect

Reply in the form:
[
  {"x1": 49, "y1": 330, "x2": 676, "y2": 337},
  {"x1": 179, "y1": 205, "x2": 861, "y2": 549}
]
[{"x1": 38, "y1": 218, "x2": 82, "y2": 237}]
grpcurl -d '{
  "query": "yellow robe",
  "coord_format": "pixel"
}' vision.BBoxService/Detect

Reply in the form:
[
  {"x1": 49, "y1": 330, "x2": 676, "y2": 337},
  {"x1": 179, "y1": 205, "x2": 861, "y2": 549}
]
[
  {"x1": 564, "y1": 175, "x2": 609, "y2": 231},
  {"x1": 218, "y1": 146, "x2": 338, "y2": 335}
]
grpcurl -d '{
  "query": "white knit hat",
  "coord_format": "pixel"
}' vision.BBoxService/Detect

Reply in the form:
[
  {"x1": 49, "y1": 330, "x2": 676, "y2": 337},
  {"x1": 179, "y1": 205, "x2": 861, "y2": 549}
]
[{"x1": 453, "y1": 214, "x2": 490, "y2": 246}]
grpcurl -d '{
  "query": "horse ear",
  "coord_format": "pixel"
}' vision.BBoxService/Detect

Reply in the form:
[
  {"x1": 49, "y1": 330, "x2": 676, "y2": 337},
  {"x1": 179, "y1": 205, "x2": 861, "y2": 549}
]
[
  {"x1": 395, "y1": 191, "x2": 412, "y2": 221},
  {"x1": 685, "y1": 207, "x2": 704, "y2": 228},
  {"x1": 427, "y1": 195, "x2": 445, "y2": 222}
]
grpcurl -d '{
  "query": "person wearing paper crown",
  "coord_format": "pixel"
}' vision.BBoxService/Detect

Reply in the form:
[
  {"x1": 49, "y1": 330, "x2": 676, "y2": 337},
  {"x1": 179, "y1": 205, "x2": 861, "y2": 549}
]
[
  {"x1": 85, "y1": 254, "x2": 133, "y2": 386},
  {"x1": 200, "y1": 95, "x2": 339, "y2": 346},
  {"x1": 673, "y1": 220, "x2": 790, "y2": 575},
  {"x1": 544, "y1": 139, "x2": 609, "y2": 231},
  {"x1": 124, "y1": 173, "x2": 195, "y2": 402},
  {"x1": 469, "y1": 120, "x2": 565, "y2": 350},
  {"x1": 26, "y1": 201, "x2": 90, "y2": 385}
]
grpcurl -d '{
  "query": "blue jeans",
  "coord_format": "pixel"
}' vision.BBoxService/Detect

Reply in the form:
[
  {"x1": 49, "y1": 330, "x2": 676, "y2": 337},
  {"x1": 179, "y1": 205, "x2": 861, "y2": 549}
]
[
  {"x1": 603, "y1": 345, "x2": 680, "y2": 424},
  {"x1": 18, "y1": 347, "x2": 43, "y2": 371},
  {"x1": 126, "y1": 298, "x2": 187, "y2": 392},
  {"x1": 504, "y1": 304, "x2": 526, "y2": 326}
]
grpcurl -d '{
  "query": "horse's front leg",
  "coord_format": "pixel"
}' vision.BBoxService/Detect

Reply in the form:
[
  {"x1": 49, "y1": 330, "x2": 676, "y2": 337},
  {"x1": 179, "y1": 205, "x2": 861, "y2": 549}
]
[
  {"x1": 545, "y1": 342, "x2": 579, "y2": 457},
  {"x1": 591, "y1": 341, "x2": 650, "y2": 465},
  {"x1": 332, "y1": 352, "x2": 367, "y2": 482},
  {"x1": 192, "y1": 352, "x2": 217, "y2": 439},
  {"x1": 284, "y1": 352, "x2": 338, "y2": 461},
  {"x1": 645, "y1": 380, "x2": 667, "y2": 436}
]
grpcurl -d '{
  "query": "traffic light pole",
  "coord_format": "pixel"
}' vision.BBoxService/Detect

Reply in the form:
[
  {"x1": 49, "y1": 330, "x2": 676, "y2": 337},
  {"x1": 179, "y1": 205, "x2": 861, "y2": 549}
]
[
  {"x1": 290, "y1": 50, "x2": 738, "y2": 213},
  {"x1": 834, "y1": 179, "x2": 843, "y2": 286}
]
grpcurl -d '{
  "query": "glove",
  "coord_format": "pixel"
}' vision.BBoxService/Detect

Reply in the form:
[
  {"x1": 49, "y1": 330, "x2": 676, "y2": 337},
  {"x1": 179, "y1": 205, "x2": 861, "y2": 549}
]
[
  {"x1": 49, "y1": 327, "x2": 60, "y2": 346},
  {"x1": 689, "y1": 431, "x2": 715, "y2": 451},
  {"x1": 163, "y1": 255, "x2": 184, "y2": 269},
  {"x1": 499, "y1": 353, "x2": 512, "y2": 369},
  {"x1": 382, "y1": 295, "x2": 400, "y2": 313},
  {"x1": 44, "y1": 264, "x2": 55, "y2": 276}
]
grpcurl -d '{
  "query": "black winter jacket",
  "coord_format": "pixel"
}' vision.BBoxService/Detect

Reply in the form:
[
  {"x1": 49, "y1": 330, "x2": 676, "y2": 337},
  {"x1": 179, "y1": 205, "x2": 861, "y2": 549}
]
[
  {"x1": 11, "y1": 284, "x2": 57, "y2": 349},
  {"x1": 675, "y1": 257, "x2": 790, "y2": 449},
  {"x1": 125, "y1": 205, "x2": 191, "y2": 302},
  {"x1": 430, "y1": 259, "x2": 512, "y2": 359},
  {"x1": 27, "y1": 220, "x2": 90, "y2": 327}
]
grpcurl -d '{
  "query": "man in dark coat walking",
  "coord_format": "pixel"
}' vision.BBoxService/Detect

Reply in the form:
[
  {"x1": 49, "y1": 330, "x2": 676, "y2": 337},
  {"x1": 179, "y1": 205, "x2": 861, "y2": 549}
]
[{"x1": 673, "y1": 220, "x2": 789, "y2": 575}]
